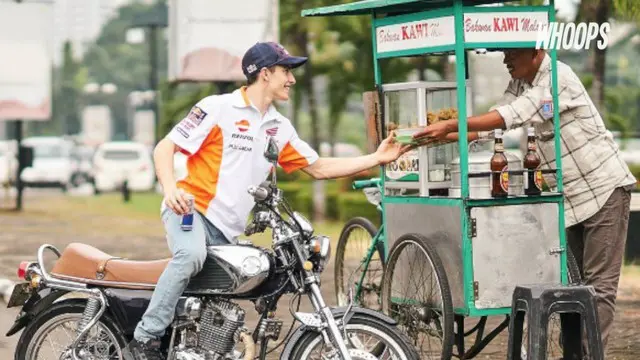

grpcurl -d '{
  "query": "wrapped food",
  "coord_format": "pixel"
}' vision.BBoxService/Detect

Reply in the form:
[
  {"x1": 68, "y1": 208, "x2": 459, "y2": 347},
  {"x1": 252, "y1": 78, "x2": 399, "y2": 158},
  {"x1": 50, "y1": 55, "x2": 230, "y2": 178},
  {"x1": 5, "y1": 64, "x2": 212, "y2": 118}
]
[
  {"x1": 427, "y1": 111, "x2": 439, "y2": 125},
  {"x1": 436, "y1": 107, "x2": 458, "y2": 120}
]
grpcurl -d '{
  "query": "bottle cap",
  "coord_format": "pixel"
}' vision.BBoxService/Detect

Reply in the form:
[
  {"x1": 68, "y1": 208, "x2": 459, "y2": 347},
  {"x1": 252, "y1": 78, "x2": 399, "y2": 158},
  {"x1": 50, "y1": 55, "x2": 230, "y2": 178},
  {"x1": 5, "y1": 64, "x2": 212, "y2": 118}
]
[
  {"x1": 494, "y1": 128, "x2": 503, "y2": 137},
  {"x1": 527, "y1": 127, "x2": 535, "y2": 136}
]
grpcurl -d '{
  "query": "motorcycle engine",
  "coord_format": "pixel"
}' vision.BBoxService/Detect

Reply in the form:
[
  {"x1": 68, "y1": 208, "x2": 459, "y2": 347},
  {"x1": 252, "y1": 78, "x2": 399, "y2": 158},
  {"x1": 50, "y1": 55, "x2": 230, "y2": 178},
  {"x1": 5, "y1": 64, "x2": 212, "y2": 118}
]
[{"x1": 173, "y1": 298, "x2": 246, "y2": 360}]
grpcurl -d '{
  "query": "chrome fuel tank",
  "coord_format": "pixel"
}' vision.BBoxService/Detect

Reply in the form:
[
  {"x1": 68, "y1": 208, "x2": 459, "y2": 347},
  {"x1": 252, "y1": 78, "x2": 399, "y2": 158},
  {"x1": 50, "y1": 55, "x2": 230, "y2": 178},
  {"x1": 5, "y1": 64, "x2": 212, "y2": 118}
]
[{"x1": 185, "y1": 244, "x2": 271, "y2": 295}]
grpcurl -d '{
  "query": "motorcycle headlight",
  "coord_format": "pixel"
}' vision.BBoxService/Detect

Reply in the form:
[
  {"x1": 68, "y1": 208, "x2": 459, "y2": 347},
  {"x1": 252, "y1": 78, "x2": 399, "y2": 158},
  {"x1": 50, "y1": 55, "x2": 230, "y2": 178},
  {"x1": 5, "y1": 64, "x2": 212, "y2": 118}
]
[{"x1": 309, "y1": 235, "x2": 331, "y2": 264}]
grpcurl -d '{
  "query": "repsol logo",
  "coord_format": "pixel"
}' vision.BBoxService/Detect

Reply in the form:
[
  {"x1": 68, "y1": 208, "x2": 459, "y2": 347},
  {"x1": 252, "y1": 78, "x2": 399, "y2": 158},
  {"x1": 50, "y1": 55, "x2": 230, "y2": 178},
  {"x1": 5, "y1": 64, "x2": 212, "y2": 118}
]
[{"x1": 232, "y1": 133, "x2": 254, "y2": 141}]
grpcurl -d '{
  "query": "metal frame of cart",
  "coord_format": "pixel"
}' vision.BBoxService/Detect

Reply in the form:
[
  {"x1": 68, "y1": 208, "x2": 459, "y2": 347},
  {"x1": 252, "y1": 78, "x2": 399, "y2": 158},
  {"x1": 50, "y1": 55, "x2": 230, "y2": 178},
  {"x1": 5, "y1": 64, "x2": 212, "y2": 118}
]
[{"x1": 303, "y1": 0, "x2": 570, "y2": 357}]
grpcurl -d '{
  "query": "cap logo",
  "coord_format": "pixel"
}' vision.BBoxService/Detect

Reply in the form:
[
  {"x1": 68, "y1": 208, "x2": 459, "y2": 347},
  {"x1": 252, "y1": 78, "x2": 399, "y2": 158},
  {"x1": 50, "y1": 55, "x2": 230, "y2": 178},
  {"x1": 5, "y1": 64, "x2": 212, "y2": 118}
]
[
  {"x1": 246, "y1": 64, "x2": 258, "y2": 74},
  {"x1": 273, "y1": 43, "x2": 289, "y2": 57}
]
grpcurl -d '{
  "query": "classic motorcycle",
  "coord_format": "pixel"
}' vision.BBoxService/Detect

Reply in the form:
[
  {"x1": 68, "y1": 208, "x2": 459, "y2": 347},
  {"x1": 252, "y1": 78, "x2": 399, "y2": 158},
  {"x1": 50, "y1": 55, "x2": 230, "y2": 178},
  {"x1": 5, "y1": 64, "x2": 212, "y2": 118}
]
[{"x1": 6, "y1": 137, "x2": 419, "y2": 360}]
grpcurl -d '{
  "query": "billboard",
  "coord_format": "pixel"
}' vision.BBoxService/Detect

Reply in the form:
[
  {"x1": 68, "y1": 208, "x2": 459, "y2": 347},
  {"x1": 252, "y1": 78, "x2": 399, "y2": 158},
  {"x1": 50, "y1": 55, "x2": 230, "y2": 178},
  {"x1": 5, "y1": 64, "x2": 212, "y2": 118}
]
[
  {"x1": 81, "y1": 105, "x2": 112, "y2": 147},
  {"x1": 168, "y1": 0, "x2": 279, "y2": 82},
  {"x1": 0, "y1": 2, "x2": 53, "y2": 121}
]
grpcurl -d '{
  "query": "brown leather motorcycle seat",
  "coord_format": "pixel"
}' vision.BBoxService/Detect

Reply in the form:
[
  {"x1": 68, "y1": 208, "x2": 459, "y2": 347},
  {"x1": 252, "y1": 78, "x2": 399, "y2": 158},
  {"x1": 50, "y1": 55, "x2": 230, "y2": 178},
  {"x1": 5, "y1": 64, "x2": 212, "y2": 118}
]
[{"x1": 50, "y1": 243, "x2": 170, "y2": 289}]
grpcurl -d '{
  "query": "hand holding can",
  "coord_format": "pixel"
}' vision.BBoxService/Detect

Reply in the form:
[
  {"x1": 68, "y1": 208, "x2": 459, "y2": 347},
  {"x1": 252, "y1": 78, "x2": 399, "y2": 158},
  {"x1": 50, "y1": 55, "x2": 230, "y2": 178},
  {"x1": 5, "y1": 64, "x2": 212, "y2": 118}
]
[
  {"x1": 164, "y1": 186, "x2": 191, "y2": 215},
  {"x1": 180, "y1": 193, "x2": 195, "y2": 231}
]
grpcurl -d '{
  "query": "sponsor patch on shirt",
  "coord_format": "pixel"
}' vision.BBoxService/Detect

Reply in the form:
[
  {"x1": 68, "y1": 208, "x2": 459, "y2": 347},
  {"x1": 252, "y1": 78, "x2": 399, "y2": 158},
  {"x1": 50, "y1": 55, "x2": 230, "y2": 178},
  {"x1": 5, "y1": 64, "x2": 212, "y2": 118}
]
[
  {"x1": 540, "y1": 99, "x2": 553, "y2": 120},
  {"x1": 187, "y1": 106, "x2": 207, "y2": 125},
  {"x1": 177, "y1": 127, "x2": 189, "y2": 138}
]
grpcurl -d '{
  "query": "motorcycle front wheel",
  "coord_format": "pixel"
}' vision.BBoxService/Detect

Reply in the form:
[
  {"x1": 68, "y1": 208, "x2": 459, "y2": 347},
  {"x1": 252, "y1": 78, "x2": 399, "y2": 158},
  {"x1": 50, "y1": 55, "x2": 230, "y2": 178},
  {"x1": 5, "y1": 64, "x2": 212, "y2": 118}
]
[
  {"x1": 15, "y1": 300, "x2": 127, "y2": 360},
  {"x1": 287, "y1": 313, "x2": 419, "y2": 360}
]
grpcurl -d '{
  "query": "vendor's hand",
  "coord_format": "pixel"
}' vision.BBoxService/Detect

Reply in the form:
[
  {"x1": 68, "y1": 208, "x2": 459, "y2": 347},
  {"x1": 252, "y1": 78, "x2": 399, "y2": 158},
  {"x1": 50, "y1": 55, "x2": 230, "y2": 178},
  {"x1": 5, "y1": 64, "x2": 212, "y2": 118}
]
[
  {"x1": 164, "y1": 186, "x2": 190, "y2": 215},
  {"x1": 375, "y1": 132, "x2": 413, "y2": 165},
  {"x1": 413, "y1": 119, "x2": 456, "y2": 141}
]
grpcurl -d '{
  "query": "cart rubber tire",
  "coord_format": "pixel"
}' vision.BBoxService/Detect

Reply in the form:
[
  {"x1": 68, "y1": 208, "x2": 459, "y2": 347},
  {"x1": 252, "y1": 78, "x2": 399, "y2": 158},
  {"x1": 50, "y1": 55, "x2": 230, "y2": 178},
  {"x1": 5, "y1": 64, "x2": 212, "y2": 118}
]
[
  {"x1": 381, "y1": 233, "x2": 454, "y2": 360},
  {"x1": 566, "y1": 247, "x2": 581, "y2": 284},
  {"x1": 334, "y1": 217, "x2": 385, "y2": 308}
]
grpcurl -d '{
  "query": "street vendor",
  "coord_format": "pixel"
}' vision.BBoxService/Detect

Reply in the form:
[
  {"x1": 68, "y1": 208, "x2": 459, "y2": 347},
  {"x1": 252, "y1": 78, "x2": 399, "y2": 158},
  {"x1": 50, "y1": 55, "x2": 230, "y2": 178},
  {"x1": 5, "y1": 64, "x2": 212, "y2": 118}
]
[{"x1": 412, "y1": 48, "x2": 636, "y2": 349}]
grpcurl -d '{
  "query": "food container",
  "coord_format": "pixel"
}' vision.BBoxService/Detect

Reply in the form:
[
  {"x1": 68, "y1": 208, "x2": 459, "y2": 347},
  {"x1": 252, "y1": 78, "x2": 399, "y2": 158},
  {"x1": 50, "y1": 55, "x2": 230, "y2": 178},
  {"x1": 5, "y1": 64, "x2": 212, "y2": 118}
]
[
  {"x1": 394, "y1": 128, "x2": 421, "y2": 145},
  {"x1": 449, "y1": 150, "x2": 524, "y2": 198}
]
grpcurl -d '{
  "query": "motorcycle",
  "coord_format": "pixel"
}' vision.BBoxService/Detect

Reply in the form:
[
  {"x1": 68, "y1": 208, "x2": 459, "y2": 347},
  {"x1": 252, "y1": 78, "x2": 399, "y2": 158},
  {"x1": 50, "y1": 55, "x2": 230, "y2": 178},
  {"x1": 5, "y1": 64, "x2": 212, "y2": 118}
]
[{"x1": 6, "y1": 136, "x2": 419, "y2": 360}]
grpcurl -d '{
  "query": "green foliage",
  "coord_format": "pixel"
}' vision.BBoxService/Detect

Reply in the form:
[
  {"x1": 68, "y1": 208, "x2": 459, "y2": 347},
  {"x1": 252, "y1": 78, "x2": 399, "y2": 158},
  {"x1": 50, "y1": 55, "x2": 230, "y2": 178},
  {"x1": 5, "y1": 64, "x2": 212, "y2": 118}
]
[
  {"x1": 158, "y1": 82, "x2": 222, "y2": 138},
  {"x1": 81, "y1": 2, "x2": 169, "y2": 139},
  {"x1": 337, "y1": 192, "x2": 380, "y2": 227},
  {"x1": 628, "y1": 165, "x2": 640, "y2": 190}
]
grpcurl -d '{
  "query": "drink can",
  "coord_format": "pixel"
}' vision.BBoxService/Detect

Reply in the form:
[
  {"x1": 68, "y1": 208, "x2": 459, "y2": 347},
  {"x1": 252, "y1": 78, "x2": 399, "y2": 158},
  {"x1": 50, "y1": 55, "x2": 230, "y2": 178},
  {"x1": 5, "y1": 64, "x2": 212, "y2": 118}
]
[{"x1": 181, "y1": 193, "x2": 195, "y2": 231}]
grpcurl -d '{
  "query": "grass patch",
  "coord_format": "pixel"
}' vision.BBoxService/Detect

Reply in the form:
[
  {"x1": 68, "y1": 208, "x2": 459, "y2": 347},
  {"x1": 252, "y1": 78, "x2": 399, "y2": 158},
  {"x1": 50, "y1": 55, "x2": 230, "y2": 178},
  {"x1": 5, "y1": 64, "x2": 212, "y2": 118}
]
[
  {"x1": 64, "y1": 192, "x2": 164, "y2": 219},
  {"x1": 28, "y1": 193, "x2": 350, "y2": 248}
]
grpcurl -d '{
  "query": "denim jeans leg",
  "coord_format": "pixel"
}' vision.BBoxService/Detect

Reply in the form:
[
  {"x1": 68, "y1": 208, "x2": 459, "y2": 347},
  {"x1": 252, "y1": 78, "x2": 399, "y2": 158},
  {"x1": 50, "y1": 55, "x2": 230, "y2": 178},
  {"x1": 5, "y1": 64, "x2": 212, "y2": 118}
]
[{"x1": 133, "y1": 209, "x2": 208, "y2": 342}]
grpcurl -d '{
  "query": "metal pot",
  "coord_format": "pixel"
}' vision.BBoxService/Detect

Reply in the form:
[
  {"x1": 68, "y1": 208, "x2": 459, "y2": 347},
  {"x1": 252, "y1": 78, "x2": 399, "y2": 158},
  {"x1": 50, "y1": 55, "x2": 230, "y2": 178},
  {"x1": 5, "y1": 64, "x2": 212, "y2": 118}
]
[{"x1": 449, "y1": 150, "x2": 524, "y2": 198}]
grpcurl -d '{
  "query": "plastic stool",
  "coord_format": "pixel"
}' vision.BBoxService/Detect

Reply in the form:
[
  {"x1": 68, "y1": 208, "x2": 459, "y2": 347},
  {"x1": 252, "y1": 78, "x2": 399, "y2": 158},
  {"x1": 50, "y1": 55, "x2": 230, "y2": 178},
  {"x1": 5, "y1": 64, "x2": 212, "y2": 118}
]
[{"x1": 507, "y1": 283, "x2": 604, "y2": 360}]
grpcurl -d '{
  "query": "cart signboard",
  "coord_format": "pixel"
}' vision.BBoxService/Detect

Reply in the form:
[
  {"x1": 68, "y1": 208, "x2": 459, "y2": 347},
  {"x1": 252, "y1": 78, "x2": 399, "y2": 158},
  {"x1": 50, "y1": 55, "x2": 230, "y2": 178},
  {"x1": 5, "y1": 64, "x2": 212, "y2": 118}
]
[
  {"x1": 376, "y1": 14, "x2": 455, "y2": 55},
  {"x1": 464, "y1": 11, "x2": 549, "y2": 44}
]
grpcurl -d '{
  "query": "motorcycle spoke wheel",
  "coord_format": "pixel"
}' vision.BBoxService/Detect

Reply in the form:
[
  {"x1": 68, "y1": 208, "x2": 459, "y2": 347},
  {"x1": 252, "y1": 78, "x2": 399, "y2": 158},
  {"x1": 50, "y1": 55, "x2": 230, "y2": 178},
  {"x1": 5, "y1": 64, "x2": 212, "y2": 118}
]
[
  {"x1": 26, "y1": 312, "x2": 123, "y2": 360},
  {"x1": 298, "y1": 323, "x2": 409, "y2": 360}
]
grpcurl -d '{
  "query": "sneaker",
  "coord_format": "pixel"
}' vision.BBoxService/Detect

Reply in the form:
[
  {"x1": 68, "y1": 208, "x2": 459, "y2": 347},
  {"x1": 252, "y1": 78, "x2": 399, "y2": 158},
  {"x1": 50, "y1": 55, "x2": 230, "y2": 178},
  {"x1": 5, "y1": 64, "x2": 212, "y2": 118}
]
[{"x1": 122, "y1": 338, "x2": 164, "y2": 360}]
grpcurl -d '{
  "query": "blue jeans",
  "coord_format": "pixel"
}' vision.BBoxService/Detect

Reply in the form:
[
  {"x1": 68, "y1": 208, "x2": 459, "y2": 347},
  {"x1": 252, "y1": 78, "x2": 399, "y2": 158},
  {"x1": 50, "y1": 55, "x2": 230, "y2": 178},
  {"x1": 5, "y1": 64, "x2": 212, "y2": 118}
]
[{"x1": 134, "y1": 208, "x2": 232, "y2": 342}]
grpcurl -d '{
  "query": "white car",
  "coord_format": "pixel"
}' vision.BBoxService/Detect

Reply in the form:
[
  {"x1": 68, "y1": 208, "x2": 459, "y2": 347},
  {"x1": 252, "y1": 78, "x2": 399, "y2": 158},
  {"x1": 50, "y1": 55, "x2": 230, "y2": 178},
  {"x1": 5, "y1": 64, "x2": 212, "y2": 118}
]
[
  {"x1": 93, "y1": 141, "x2": 155, "y2": 192},
  {"x1": 20, "y1": 137, "x2": 75, "y2": 190},
  {"x1": 0, "y1": 140, "x2": 18, "y2": 185}
]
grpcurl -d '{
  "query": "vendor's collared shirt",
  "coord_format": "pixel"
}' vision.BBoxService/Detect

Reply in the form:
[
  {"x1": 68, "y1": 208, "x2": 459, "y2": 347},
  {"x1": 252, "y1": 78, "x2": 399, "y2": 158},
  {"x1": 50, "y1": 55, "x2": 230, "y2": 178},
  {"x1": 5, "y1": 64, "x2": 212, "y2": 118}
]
[
  {"x1": 481, "y1": 54, "x2": 636, "y2": 227},
  {"x1": 164, "y1": 87, "x2": 319, "y2": 240}
]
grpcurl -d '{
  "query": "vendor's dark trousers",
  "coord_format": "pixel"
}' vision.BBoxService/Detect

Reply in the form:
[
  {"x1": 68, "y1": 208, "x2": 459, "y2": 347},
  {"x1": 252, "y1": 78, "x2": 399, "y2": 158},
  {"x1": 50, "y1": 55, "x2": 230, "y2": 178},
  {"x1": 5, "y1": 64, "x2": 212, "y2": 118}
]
[{"x1": 566, "y1": 186, "x2": 631, "y2": 349}]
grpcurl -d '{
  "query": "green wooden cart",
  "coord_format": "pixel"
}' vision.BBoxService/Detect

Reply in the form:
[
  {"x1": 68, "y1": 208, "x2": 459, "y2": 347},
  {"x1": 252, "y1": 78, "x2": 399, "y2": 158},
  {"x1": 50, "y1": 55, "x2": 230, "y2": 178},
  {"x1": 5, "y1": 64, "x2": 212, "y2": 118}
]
[{"x1": 303, "y1": 0, "x2": 581, "y2": 358}]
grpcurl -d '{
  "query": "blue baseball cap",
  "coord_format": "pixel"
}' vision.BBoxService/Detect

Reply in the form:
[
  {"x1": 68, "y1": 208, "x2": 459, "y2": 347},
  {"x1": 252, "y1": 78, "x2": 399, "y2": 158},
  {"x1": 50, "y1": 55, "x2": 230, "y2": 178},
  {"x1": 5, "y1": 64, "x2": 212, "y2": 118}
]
[{"x1": 241, "y1": 42, "x2": 308, "y2": 78}]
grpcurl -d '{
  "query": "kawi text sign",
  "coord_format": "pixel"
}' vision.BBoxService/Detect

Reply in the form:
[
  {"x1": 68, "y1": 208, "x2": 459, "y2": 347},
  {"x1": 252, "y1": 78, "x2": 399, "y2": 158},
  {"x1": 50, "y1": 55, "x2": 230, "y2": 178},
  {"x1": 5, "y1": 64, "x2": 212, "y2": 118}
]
[
  {"x1": 376, "y1": 16, "x2": 455, "y2": 54},
  {"x1": 464, "y1": 12, "x2": 549, "y2": 44}
]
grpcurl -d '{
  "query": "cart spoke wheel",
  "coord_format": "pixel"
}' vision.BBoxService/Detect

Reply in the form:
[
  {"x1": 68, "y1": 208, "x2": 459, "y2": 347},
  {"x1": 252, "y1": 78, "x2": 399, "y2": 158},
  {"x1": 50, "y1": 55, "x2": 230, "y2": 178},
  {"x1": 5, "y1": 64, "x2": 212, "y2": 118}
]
[
  {"x1": 382, "y1": 233, "x2": 454, "y2": 360},
  {"x1": 335, "y1": 217, "x2": 384, "y2": 310}
]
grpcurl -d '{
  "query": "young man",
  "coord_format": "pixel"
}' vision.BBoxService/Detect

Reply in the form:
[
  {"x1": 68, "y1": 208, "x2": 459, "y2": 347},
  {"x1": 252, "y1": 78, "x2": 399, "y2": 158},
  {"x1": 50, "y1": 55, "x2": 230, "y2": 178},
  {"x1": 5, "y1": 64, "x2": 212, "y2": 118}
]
[
  {"x1": 413, "y1": 48, "x2": 636, "y2": 350},
  {"x1": 124, "y1": 42, "x2": 410, "y2": 359}
]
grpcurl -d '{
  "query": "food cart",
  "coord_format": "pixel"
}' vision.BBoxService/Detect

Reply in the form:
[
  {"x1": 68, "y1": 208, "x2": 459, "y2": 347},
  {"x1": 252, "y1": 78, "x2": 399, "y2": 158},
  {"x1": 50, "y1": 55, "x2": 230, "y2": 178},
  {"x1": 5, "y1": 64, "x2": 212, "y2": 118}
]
[{"x1": 302, "y1": 0, "x2": 573, "y2": 358}]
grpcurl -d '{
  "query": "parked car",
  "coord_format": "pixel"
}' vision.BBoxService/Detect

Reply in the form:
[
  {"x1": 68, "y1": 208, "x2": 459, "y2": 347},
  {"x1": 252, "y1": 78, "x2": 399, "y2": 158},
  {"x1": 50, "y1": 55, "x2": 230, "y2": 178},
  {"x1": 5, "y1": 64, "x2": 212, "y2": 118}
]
[
  {"x1": 93, "y1": 141, "x2": 155, "y2": 193},
  {"x1": 69, "y1": 145, "x2": 96, "y2": 188},
  {"x1": 20, "y1": 137, "x2": 75, "y2": 191},
  {"x1": 0, "y1": 140, "x2": 17, "y2": 186}
]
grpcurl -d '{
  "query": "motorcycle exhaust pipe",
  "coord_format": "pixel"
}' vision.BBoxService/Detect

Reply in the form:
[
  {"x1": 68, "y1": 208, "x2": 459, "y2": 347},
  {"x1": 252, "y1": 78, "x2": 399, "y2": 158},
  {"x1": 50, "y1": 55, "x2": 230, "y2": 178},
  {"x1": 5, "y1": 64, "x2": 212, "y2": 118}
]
[{"x1": 239, "y1": 331, "x2": 256, "y2": 360}]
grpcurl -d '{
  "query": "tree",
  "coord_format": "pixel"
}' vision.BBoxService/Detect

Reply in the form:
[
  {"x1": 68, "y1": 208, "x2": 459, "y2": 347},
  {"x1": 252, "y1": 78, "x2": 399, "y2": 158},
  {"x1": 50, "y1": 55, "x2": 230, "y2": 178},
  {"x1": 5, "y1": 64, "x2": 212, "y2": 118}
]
[
  {"x1": 30, "y1": 41, "x2": 87, "y2": 136},
  {"x1": 81, "y1": 2, "x2": 168, "y2": 140}
]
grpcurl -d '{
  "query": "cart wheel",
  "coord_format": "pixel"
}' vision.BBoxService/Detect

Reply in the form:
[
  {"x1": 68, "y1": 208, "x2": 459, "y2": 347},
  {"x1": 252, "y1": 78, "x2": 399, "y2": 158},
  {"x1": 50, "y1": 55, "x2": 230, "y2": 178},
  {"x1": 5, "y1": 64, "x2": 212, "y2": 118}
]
[
  {"x1": 334, "y1": 217, "x2": 385, "y2": 310},
  {"x1": 381, "y1": 233, "x2": 454, "y2": 360},
  {"x1": 522, "y1": 247, "x2": 583, "y2": 359}
]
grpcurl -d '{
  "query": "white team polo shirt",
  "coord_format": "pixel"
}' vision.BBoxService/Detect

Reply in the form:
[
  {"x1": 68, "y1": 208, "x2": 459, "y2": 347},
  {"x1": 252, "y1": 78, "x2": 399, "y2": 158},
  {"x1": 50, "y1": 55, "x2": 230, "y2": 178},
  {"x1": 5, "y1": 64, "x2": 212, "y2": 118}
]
[{"x1": 166, "y1": 87, "x2": 319, "y2": 241}]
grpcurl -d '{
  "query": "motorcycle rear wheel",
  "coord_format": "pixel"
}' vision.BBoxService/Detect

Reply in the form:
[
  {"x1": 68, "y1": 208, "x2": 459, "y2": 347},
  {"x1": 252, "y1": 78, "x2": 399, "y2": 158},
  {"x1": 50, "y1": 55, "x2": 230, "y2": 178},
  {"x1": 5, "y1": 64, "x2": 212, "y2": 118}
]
[
  {"x1": 15, "y1": 300, "x2": 127, "y2": 360},
  {"x1": 287, "y1": 313, "x2": 419, "y2": 360}
]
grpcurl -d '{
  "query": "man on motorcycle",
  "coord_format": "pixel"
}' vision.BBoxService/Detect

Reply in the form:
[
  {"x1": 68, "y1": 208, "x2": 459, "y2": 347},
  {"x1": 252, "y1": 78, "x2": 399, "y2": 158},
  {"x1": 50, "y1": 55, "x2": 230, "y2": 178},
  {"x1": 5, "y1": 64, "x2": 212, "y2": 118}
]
[{"x1": 125, "y1": 41, "x2": 410, "y2": 359}]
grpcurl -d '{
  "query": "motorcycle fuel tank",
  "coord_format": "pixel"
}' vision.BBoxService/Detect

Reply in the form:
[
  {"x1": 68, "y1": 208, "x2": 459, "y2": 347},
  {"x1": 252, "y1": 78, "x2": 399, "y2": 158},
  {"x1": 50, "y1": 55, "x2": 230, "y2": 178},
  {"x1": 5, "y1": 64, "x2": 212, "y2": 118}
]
[{"x1": 185, "y1": 244, "x2": 271, "y2": 295}]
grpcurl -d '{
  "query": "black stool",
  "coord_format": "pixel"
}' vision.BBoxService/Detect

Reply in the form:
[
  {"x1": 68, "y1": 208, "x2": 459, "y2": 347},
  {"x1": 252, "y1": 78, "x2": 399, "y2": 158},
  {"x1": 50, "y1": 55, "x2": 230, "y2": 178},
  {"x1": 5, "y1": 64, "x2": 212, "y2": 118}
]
[{"x1": 507, "y1": 283, "x2": 604, "y2": 360}]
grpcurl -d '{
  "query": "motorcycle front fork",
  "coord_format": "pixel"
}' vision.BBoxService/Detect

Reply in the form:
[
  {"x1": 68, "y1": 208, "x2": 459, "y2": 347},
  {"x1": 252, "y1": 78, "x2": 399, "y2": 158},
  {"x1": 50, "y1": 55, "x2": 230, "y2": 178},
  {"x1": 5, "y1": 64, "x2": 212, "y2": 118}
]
[{"x1": 308, "y1": 283, "x2": 353, "y2": 360}]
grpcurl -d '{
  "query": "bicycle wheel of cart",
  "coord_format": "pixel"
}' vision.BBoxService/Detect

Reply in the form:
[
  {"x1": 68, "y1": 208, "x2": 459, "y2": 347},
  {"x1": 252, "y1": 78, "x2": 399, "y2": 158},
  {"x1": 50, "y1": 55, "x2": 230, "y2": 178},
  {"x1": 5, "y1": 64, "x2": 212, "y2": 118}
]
[
  {"x1": 381, "y1": 233, "x2": 454, "y2": 360},
  {"x1": 335, "y1": 217, "x2": 385, "y2": 310}
]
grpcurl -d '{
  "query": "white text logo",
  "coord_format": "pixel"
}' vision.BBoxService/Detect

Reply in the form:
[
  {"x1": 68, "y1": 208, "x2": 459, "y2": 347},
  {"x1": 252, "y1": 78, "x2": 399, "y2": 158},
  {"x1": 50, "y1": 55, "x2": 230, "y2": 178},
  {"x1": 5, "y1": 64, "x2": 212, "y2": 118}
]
[{"x1": 536, "y1": 22, "x2": 610, "y2": 50}]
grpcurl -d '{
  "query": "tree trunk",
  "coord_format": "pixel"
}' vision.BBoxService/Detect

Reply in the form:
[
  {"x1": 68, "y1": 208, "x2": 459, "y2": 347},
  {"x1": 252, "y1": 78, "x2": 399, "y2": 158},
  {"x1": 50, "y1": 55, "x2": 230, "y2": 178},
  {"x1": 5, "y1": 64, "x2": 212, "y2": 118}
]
[
  {"x1": 295, "y1": 0, "x2": 325, "y2": 221},
  {"x1": 591, "y1": 0, "x2": 610, "y2": 112}
]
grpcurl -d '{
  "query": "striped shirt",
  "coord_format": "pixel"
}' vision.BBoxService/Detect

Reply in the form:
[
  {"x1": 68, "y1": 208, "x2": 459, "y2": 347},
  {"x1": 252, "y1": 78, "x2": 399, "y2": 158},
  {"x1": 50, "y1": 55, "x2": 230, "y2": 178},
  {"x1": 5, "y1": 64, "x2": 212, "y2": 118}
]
[{"x1": 482, "y1": 53, "x2": 636, "y2": 227}]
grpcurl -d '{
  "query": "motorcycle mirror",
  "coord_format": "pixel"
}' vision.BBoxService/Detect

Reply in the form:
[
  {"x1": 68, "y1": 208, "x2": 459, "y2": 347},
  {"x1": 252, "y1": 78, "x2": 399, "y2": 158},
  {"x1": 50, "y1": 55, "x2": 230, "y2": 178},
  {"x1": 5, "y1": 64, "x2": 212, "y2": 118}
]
[{"x1": 263, "y1": 136, "x2": 279, "y2": 164}]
